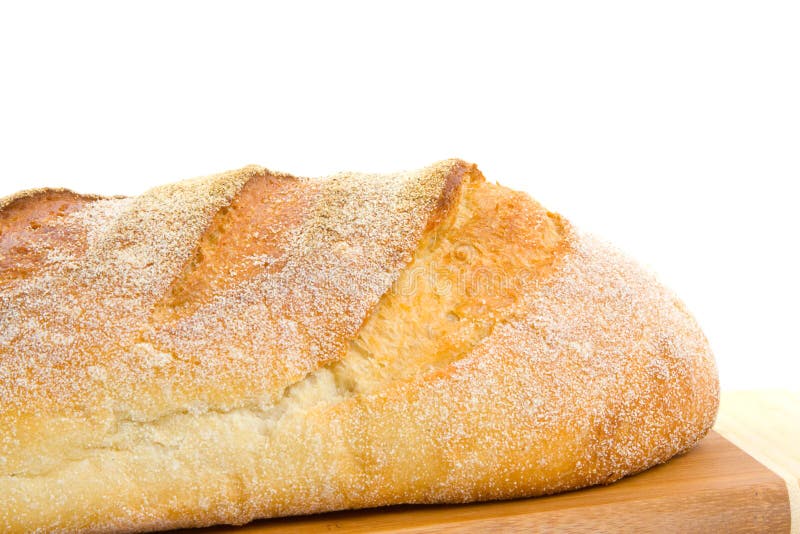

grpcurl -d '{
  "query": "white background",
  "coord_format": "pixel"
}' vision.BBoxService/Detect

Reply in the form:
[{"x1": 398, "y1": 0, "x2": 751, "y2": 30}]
[{"x1": 1, "y1": 1, "x2": 797, "y2": 389}]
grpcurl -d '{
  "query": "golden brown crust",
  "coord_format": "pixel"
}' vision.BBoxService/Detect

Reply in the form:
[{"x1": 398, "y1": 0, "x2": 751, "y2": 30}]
[
  {"x1": 0, "y1": 189, "x2": 108, "y2": 281},
  {"x1": 0, "y1": 187, "x2": 106, "y2": 214},
  {"x1": 0, "y1": 160, "x2": 718, "y2": 532}
]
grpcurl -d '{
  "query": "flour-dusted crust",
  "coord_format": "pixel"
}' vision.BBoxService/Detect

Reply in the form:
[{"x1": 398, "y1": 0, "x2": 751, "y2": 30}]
[{"x1": 0, "y1": 160, "x2": 718, "y2": 532}]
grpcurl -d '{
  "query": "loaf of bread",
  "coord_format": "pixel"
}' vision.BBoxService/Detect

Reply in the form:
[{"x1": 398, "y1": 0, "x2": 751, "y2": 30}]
[{"x1": 0, "y1": 160, "x2": 718, "y2": 532}]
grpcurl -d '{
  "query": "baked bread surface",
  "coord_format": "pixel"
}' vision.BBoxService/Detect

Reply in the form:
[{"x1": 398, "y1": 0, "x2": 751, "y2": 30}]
[{"x1": 0, "y1": 160, "x2": 719, "y2": 532}]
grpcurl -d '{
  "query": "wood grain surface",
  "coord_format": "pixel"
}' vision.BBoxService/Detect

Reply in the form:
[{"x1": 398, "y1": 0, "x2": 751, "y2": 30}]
[
  {"x1": 715, "y1": 389, "x2": 800, "y2": 534},
  {"x1": 184, "y1": 430, "x2": 790, "y2": 533}
]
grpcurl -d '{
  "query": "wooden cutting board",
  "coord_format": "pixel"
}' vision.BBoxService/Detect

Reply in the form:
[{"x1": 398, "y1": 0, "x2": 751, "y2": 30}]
[{"x1": 185, "y1": 391, "x2": 797, "y2": 533}]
